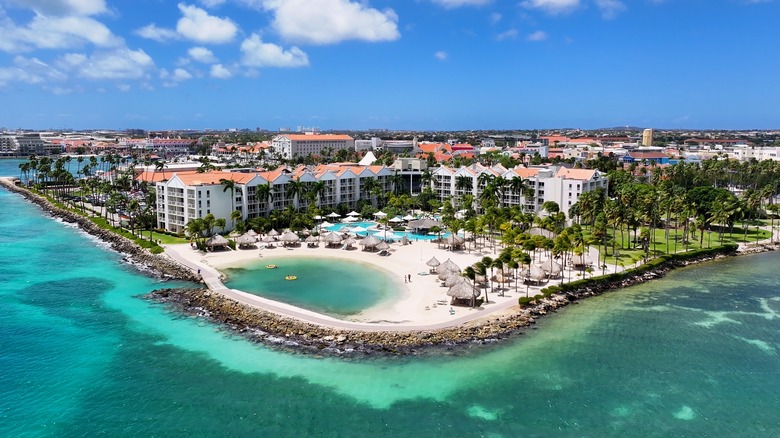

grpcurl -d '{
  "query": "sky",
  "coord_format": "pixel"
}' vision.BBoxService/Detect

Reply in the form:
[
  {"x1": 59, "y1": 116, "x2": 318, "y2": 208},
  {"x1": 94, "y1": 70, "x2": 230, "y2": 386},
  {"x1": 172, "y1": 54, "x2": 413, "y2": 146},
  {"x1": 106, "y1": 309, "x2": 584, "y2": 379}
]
[{"x1": 0, "y1": 0, "x2": 778, "y2": 131}]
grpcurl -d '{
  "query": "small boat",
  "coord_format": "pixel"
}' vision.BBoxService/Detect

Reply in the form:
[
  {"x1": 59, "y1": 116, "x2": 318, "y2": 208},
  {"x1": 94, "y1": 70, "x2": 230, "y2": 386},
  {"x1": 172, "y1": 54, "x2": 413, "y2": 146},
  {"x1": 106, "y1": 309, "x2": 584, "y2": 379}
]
[
  {"x1": 266, "y1": 264, "x2": 278, "y2": 269},
  {"x1": 285, "y1": 275, "x2": 298, "y2": 281}
]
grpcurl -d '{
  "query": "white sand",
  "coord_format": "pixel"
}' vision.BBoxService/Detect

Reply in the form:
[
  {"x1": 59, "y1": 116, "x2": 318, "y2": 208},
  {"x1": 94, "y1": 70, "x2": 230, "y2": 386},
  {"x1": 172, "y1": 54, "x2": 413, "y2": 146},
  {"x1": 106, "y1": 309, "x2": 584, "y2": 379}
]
[{"x1": 164, "y1": 240, "x2": 549, "y2": 327}]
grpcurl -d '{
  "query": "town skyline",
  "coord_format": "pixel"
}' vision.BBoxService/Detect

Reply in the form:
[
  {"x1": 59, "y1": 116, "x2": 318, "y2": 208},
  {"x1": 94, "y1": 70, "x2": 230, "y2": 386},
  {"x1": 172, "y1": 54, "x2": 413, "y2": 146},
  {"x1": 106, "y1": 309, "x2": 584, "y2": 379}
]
[{"x1": 1, "y1": 1, "x2": 779, "y2": 131}]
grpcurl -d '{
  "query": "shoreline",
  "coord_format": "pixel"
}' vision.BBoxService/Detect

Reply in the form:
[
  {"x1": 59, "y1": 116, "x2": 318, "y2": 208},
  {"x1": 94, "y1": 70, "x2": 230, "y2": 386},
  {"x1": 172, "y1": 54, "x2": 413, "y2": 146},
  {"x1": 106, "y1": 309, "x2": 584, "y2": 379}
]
[{"x1": 3, "y1": 177, "x2": 778, "y2": 357}]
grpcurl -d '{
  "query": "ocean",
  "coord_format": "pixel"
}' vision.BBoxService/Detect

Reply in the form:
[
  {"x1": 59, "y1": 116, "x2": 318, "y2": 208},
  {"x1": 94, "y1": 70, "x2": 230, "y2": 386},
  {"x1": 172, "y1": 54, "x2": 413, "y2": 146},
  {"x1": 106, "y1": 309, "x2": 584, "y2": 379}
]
[{"x1": 2, "y1": 159, "x2": 779, "y2": 437}]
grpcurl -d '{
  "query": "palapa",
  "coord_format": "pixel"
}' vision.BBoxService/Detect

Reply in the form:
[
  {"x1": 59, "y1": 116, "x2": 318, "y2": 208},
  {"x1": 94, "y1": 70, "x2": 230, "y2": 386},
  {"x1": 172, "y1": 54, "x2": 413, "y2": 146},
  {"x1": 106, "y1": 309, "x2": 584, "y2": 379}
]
[
  {"x1": 360, "y1": 235, "x2": 381, "y2": 248},
  {"x1": 438, "y1": 269, "x2": 458, "y2": 281},
  {"x1": 437, "y1": 258, "x2": 460, "y2": 274},
  {"x1": 342, "y1": 237, "x2": 356, "y2": 246},
  {"x1": 267, "y1": 229, "x2": 279, "y2": 237},
  {"x1": 528, "y1": 265, "x2": 546, "y2": 282},
  {"x1": 246, "y1": 229, "x2": 258, "y2": 237},
  {"x1": 375, "y1": 241, "x2": 390, "y2": 251},
  {"x1": 206, "y1": 234, "x2": 229, "y2": 248},
  {"x1": 426, "y1": 256, "x2": 441, "y2": 268},
  {"x1": 304, "y1": 235, "x2": 319, "y2": 243},
  {"x1": 444, "y1": 272, "x2": 464, "y2": 287},
  {"x1": 323, "y1": 232, "x2": 343, "y2": 244},
  {"x1": 446, "y1": 279, "x2": 478, "y2": 299},
  {"x1": 280, "y1": 231, "x2": 300, "y2": 243},
  {"x1": 407, "y1": 218, "x2": 441, "y2": 229},
  {"x1": 540, "y1": 258, "x2": 563, "y2": 276},
  {"x1": 235, "y1": 233, "x2": 257, "y2": 248}
]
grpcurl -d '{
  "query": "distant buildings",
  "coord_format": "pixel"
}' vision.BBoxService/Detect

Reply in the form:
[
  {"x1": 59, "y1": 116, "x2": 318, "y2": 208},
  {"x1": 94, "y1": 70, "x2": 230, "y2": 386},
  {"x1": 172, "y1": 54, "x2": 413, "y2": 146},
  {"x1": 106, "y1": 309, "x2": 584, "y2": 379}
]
[
  {"x1": 271, "y1": 134, "x2": 354, "y2": 159},
  {"x1": 642, "y1": 129, "x2": 654, "y2": 147}
]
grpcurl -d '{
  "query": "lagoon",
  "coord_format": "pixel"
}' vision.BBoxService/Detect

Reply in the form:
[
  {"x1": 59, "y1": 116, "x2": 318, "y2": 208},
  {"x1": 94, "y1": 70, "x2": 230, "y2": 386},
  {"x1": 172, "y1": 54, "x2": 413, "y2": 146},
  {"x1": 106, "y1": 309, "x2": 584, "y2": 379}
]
[{"x1": 222, "y1": 257, "x2": 398, "y2": 316}]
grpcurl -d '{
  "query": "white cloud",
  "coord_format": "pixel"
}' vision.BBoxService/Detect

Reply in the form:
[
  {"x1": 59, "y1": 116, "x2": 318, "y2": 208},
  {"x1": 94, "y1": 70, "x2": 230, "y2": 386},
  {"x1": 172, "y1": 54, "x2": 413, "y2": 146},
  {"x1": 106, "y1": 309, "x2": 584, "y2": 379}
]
[
  {"x1": 496, "y1": 29, "x2": 518, "y2": 41},
  {"x1": 134, "y1": 24, "x2": 179, "y2": 42},
  {"x1": 521, "y1": 0, "x2": 580, "y2": 14},
  {"x1": 188, "y1": 46, "x2": 217, "y2": 63},
  {"x1": 176, "y1": 3, "x2": 238, "y2": 44},
  {"x1": 527, "y1": 30, "x2": 548, "y2": 41},
  {"x1": 489, "y1": 12, "x2": 502, "y2": 24},
  {"x1": 595, "y1": 0, "x2": 626, "y2": 19},
  {"x1": 0, "y1": 55, "x2": 66, "y2": 86},
  {"x1": 240, "y1": 33, "x2": 309, "y2": 67},
  {"x1": 210, "y1": 63, "x2": 232, "y2": 78},
  {"x1": 117, "y1": 83, "x2": 131, "y2": 92},
  {"x1": 198, "y1": 0, "x2": 227, "y2": 7},
  {"x1": 431, "y1": 0, "x2": 492, "y2": 7},
  {"x1": 5, "y1": 0, "x2": 108, "y2": 16},
  {"x1": 58, "y1": 48, "x2": 155, "y2": 80},
  {"x1": 0, "y1": 14, "x2": 122, "y2": 52},
  {"x1": 173, "y1": 68, "x2": 192, "y2": 81},
  {"x1": 262, "y1": 0, "x2": 399, "y2": 45},
  {"x1": 434, "y1": 51, "x2": 448, "y2": 61}
]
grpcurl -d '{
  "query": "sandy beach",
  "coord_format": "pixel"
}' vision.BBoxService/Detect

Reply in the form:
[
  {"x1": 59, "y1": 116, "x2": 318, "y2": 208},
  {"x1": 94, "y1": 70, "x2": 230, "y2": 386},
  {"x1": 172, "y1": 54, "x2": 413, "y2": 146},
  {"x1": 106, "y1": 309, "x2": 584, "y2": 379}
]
[{"x1": 164, "y1": 239, "x2": 549, "y2": 329}]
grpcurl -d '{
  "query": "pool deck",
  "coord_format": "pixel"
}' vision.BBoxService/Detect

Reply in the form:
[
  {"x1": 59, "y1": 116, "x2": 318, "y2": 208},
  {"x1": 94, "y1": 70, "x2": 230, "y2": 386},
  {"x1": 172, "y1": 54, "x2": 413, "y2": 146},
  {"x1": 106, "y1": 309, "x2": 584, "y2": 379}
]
[{"x1": 163, "y1": 240, "x2": 551, "y2": 332}]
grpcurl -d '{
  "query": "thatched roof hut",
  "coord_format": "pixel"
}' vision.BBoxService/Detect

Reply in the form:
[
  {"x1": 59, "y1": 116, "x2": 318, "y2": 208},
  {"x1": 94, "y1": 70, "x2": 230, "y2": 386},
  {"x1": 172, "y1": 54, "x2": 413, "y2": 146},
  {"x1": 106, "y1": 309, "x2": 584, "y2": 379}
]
[
  {"x1": 360, "y1": 235, "x2": 381, "y2": 249},
  {"x1": 267, "y1": 229, "x2": 279, "y2": 237},
  {"x1": 426, "y1": 256, "x2": 441, "y2": 268},
  {"x1": 540, "y1": 258, "x2": 563, "y2": 277},
  {"x1": 280, "y1": 231, "x2": 300, "y2": 244},
  {"x1": 206, "y1": 234, "x2": 229, "y2": 250},
  {"x1": 446, "y1": 279, "x2": 479, "y2": 306},
  {"x1": 437, "y1": 258, "x2": 460, "y2": 274},
  {"x1": 235, "y1": 233, "x2": 257, "y2": 248}
]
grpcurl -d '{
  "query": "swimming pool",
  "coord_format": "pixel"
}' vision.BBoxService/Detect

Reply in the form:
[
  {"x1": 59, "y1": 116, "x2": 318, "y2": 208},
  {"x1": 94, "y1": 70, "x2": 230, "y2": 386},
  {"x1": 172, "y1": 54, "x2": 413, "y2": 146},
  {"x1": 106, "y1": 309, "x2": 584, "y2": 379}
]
[{"x1": 324, "y1": 221, "x2": 447, "y2": 241}]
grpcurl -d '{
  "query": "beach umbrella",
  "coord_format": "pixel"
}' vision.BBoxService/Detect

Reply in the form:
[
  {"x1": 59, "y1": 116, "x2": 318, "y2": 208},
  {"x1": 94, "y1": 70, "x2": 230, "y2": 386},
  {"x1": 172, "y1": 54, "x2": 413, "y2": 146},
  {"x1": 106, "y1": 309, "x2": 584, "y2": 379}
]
[
  {"x1": 305, "y1": 235, "x2": 319, "y2": 243},
  {"x1": 374, "y1": 231, "x2": 402, "y2": 241},
  {"x1": 446, "y1": 279, "x2": 478, "y2": 299},
  {"x1": 540, "y1": 258, "x2": 563, "y2": 276},
  {"x1": 389, "y1": 216, "x2": 404, "y2": 223},
  {"x1": 280, "y1": 231, "x2": 300, "y2": 243},
  {"x1": 343, "y1": 237, "x2": 356, "y2": 247},
  {"x1": 342, "y1": 216, "x2": 357, "y2": 223},
  {"x1": 571, "y1": 253, "x2": 591, "y2": 267},
  {"x1": 323, "y1": 232, "x2": 343, "y2": 244},
  {"x1": 493, "y1": 270, "x2": 511, "y2": 284},
  {"x1": 206, "y1": 234, "x2": 229, "y2": 248},
  {"x1": 235, "y1": 233, "x2": 257, "y2": 247},
  {"x1": 475, "y1": 274, "x2": 488, "y2": 286},
  {"x1": 246, "y1": 229, "x2": 258, "y2": 237},
  {"x1": 402, "y1": 214, "x2": 415, "y2": 221},
  {"x1": 320, "y1": 221, "x2": 334, "y2": 228},
  {"x1": 267, "y1": 229, "x2": 279, "y2": 237},
  {"x1": 438, "y1": 258, "x2": 461, "y2": 273},
  {"x1": 529, "y1": 265, "x2": 546, "y2": 282},
  {"x1": 444, "y1": 272, "x2": 464, "y2": 287},
  {"x1": 408, "y1": 218, "x2": 442, "y2": 229},
  {"x1": 426, "y1": 256, "x2": 441, "y2": 268},
  {"x1": 327, "y1": 212, "x2": 341, "y2": 218},
  {"x1": 347, "y1": 211, "x2": 360, "y2": 217},
  {"x1": 360, "y1": 235, "x2": 381, "y2": 248},
  {"x1": 374, "y1": 211, "x2": 387, "y2": 218},
  {"x1": 313, "y1": 215, "x2": 323, "y2": 220},
  {"x1": 350, "y1": 226, "x2": 367, "y2": 233},
  {"x1": 445, "y1": 233, "x2": 464, "y2": 246},
  {"x1": 376, "y1": 241, "x2": 390, "y2": 251}
]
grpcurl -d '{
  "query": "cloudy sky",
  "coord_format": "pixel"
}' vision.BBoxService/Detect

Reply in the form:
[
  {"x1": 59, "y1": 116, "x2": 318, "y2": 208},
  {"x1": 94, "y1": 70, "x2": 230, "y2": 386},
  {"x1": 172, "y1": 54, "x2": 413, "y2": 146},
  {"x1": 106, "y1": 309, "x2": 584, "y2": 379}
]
[{"x1": 0, "y1": 0, "x2": 778, "y2": 131}]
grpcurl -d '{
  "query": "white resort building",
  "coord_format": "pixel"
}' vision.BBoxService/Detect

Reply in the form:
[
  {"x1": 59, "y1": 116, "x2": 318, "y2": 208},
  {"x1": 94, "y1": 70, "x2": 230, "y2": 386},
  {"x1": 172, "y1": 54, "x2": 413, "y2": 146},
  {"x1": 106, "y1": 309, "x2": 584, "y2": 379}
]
[
  {"x1": 271, "y1": 134, "x2": 355, "y2": 159},
  {"x1": 431, "y1": 164, "x2": 609, "y2": 214},
  {"x1": 152, "y1": 164, "x2": 393, "y2": 233}
]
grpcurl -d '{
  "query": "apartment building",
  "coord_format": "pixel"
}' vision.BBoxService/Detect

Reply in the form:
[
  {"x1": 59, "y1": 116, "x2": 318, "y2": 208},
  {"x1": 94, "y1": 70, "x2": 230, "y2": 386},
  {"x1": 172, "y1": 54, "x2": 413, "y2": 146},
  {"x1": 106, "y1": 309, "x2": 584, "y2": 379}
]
[
  {"x1": 154, "y1": 164, "x2": 394, "y2": 233},
  {"x1": 271, "y1": 134, "x2": 354, "y2": 159},
  {"x1": 432, "y1": 164, "x2": 608, "y2": 216}
]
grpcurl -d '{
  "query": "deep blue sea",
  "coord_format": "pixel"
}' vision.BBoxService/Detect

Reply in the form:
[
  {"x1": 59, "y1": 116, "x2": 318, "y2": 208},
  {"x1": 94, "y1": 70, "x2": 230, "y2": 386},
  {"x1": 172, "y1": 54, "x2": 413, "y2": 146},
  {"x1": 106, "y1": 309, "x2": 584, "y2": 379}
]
[{"x1": 2, "y1": 159, "x2": 779, "y2": 436}]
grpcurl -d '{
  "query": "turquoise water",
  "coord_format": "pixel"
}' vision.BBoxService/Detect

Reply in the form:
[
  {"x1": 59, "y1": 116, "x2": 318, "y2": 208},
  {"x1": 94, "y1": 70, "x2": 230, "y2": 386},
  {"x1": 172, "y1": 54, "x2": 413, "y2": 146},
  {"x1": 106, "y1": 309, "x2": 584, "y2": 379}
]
[
  {"x1": 2, "y1": 159, "x2": 780, "y2": 436},
  {"x1": 222, "y1": 258, "x2": 397, "y2": 315},
  {"x1": 327, "y1": 220, "x2": 448, "y2": 241}
]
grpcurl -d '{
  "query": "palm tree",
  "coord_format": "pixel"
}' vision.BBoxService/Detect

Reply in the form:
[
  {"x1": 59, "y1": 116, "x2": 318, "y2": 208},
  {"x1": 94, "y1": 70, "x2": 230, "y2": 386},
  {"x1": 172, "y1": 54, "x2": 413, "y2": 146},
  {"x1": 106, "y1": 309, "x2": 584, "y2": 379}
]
[
  {"x1": 308, "y1": 180, "x2": 326, "y2": 207},
  {"x1": 286, "y1": 177, "x2": 306, "y2": 211},
  {"x1": 389, "y1": 171, "x2": 405, "y2": 195},
  {"x1": 220, "y1": 178, "x2": 237, "y2": 213}
]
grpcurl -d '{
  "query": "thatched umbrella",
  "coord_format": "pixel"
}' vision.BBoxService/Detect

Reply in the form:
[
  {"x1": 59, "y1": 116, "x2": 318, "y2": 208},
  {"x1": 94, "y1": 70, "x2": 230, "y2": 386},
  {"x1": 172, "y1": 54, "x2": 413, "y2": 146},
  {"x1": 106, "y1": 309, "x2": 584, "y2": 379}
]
[
  {"x1": 280, "y1": 230, "x2": 300, "y2": 244},
  {"x1": 438, "y1": 268, "x2": 457, "y2": 281},
  {"x1": 493, "y1": 270, "x2": 511, "y2": 284},
  {"x1": 246, "y1": 229, "x2": 258, "y2": 237},
  {"x1": 529, "y1": 265, "x2": 546, "y2": 283},
  {"x1": 360, "y1": 235, "x2": 381, "y2": 249},
  {"x1": 540, "y1": 258, "x2": 563, "y2": 277},
  {"x1": 444, "y1": 272, "x2": 464, "y2": 287},
  {"x1": 343, "y1": 237, "x2": 356, "y2": 248},
  {"x1": 235, "y1": 233, "x2": 257, "y2": 248},
  {"x1": 267, "y1": 229, "x2": 279, "y2": 237},
  {"x1": 572, "y1": 253, "x2": 591, "y2": 267},
  {"x1": 437, "y1": 258, "x2": 460, "y2": 274},
  {"x1": 376, "y1": 241, "x2": 390, "y2": 251},
  {"x1": 323, "y1": 232, "x2": 343, "y2": 246},
  {"x1": 206, "y1": 234, "x2": 229, "y2": 249},
  {"x1": 305, "y1": 235, "x2": 319, "y2": 243},
  {"x1": 408, "y1": 218, "x2": 442, "y2": 229},
  {"x1": 426, "y1": 256, "x2": 441, "y2": 269},
  {"x1": 446, "y1": 278, "x2": 478, "y2": 305}
]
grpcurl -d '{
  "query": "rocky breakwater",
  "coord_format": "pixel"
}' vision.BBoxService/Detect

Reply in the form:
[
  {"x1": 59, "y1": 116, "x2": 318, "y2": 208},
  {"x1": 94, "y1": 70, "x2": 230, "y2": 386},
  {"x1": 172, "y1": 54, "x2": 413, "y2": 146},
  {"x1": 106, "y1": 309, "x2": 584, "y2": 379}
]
[
  {"x1": 0, "y1": 179, "x2": 199, "y2": 283},
  {"x1": 145, "y1": 287, "x2": 538, "y2": 356}
]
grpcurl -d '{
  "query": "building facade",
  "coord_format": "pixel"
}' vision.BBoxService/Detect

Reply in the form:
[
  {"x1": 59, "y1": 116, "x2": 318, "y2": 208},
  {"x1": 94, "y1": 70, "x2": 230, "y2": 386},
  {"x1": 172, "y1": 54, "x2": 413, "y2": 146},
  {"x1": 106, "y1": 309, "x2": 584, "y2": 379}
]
[{"x1": 271, "y1": 134, "x2": 355, "y2": 159}]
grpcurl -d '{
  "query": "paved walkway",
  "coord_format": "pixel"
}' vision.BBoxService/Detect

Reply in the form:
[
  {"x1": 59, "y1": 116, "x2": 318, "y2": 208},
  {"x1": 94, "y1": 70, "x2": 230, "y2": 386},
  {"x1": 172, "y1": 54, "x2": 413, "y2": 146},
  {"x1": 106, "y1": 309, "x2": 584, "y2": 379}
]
[{"x1": 163, "y1": 245, "x2": 522, "y2": 332}]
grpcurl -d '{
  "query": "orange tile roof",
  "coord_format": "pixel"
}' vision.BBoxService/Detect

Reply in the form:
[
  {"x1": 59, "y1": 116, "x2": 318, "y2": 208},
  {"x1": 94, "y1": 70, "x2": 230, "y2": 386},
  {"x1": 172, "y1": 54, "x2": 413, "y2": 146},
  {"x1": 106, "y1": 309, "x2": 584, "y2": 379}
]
[
  {"x1": 135, "y1": 169, "x2": 198, "y2": 183},
  {"x1": 508, "y1": 167, "x2": 540, "y2": 178},
  {"x1": 175, "y1": 171, "x2": 257, "y2": 186},
  {"x1": 555, "y1": 168, "x2": 597, "y2": 180}
]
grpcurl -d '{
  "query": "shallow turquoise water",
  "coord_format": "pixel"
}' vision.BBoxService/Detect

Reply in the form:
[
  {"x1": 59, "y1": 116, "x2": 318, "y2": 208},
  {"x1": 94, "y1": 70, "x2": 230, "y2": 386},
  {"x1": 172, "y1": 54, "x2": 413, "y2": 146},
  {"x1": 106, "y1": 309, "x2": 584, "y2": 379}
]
[
  {"x1": 326, "y1": 220, "x2": 448, "y2": 241},
  {"x1": 222, "y1": 257, "x2": 398, "y2": 315},
  {"x1": 2, "y1": 159, "x2": 780, "y2": 436}
]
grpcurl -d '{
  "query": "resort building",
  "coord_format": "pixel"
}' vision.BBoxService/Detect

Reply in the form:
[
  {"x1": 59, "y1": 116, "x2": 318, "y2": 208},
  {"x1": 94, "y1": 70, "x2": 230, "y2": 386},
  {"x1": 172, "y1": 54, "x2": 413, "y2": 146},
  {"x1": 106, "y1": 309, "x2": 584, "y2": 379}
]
[
  {"x1": 270, "y1": 134, "x2": 355, "y2": 159},
  {"x1": 153, "y1": 164, "x2": 395, "y2": 233},
  {"x1": 431, "y1": 164, "x2": 608, "y2": 215}
]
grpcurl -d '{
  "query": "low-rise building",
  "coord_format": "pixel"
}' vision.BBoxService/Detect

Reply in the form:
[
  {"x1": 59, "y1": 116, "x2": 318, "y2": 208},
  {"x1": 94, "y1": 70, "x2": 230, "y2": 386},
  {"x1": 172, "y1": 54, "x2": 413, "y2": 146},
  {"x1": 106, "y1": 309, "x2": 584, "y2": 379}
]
[{"x1": 271, "y1": 133, "x2": 354, "y2": 159}]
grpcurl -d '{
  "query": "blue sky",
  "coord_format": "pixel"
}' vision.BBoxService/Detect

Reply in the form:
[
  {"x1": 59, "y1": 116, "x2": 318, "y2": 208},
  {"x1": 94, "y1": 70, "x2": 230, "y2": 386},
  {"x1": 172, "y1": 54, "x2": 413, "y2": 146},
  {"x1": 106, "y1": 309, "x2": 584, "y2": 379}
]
[{"x1": 0, "y1": 0, "x2": 778, "y2": 131}]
